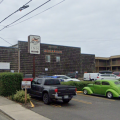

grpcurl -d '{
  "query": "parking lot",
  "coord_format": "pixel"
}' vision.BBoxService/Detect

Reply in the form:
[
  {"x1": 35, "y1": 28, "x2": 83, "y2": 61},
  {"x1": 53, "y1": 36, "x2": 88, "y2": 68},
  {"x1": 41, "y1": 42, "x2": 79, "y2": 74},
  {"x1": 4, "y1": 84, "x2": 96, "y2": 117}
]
[{"x1": 29, "y1": 93, "x2": 120, "y2": 120}]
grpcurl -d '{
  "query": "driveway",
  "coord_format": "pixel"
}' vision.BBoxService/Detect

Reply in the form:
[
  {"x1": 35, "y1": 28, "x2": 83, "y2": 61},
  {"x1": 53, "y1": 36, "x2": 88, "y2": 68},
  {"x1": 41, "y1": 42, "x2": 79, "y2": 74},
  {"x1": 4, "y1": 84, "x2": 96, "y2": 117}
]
[{"x1": 29, "y1": 93, "x2": 120, "y2": 120}]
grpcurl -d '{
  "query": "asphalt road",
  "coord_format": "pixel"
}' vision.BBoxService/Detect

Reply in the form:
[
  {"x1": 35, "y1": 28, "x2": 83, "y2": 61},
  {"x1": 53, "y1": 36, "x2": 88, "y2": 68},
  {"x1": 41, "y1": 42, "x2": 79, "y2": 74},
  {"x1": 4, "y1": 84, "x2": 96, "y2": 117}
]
[
  {"x1": 0, "y1": 111, "x2": 13, "y2": 120},
  {"x1": 30, "y1": 93, "x2": 120, "y2": 120}
]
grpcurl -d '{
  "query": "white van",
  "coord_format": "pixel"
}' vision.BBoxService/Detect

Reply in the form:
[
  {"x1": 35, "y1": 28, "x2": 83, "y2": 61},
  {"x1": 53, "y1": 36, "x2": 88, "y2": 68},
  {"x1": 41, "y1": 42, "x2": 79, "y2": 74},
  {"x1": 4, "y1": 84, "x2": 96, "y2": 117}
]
[{"x1": 83, "y1": 73, "x2": 99, "y2": 81}]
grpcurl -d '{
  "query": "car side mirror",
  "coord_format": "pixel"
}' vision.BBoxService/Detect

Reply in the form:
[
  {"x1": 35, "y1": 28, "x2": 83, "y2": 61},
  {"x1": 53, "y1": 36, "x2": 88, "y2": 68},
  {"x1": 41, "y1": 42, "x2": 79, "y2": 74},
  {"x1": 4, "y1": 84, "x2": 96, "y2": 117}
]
[{"x1": 37, "y1": 81, "x2": 41, "y2": 84}]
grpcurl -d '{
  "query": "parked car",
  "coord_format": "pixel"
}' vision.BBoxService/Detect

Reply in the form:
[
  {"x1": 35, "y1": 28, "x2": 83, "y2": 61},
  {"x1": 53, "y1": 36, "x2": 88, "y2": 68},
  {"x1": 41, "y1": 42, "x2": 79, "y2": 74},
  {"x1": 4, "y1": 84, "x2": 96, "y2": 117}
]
[
  {"x1": 83, "y1": 79, "x2": 120, "y2": 98},
  {"x1": 99, "y1": 71, "x2": 112, "y2": 74},
  {"x1": 113, "y1": 71, "x2": 120, "y2": 77},
  {"x1": 83, "y1": 73, "x2": 99, "y2": 81},
  {"x1": 66, "y1": 72, "x2": 78, "y2": 79},
  {"x1": 53, "y1": 75, "x2": 80, "y2": 82},
  {"x1": 27, "y1": 78, "x2": 77, "y2": 104},
  {"x1": 23, "y1": 74, "x2": 33, "y2": 81},
  {"x1": 96, "y1": 74, "x2": 120, "y2": 80}
]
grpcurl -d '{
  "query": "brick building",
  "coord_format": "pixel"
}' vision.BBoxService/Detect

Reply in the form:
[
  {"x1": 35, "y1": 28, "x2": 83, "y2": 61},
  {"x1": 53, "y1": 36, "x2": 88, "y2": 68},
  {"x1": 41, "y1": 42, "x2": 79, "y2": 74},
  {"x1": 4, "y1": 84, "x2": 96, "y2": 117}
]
[{"x1": 0, "y1": 41, "x2": 95, "y2": 78}]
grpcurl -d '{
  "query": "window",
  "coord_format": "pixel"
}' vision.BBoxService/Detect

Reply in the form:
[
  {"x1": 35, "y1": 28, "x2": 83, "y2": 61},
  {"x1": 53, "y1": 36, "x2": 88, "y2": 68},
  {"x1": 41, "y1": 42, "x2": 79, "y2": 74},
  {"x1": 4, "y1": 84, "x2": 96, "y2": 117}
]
[
  {"x1": 114, "y1": 81, "x2": 120, "y2": 85},
  {"x1": 44, "y1": 79, "x2": 60, "y2": 85},
  {"x1": 45, "y1": 55, "x2": 50, "y2": 62},
  {"x1": 56, "y1": 56, "x2": 60, "y2": 62},
  {"x1": 102, "y1": 82, "x2": 110, "y2": 85},
  {"x1": 32, "y1": 78, "x2": 38, "y2": 85},
  {"x1": 37, "y1": 79, "x2": 43, "y2": 84},
  {"x1": 95, "y1": 81, "x2": 101, "y2": 85}
]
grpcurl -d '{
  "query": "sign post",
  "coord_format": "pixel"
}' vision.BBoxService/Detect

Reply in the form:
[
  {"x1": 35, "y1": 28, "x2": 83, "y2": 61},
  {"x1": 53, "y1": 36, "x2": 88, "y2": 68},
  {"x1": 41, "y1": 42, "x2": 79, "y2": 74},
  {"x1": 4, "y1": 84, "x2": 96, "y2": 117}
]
[
  {"x1": 21, "y1": 81, "x2": 31, "y2": 104},
  {"x1": 28, "y1": 35, "x2": 41, "y2": 79}
]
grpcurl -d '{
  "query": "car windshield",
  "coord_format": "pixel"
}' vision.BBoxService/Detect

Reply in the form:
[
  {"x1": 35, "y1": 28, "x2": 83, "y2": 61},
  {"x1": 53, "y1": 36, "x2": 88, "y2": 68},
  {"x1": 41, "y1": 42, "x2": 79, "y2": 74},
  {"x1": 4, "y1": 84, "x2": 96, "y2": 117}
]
[{"x1": 114, "y1": 81, "x2": 120, "y2": 85}]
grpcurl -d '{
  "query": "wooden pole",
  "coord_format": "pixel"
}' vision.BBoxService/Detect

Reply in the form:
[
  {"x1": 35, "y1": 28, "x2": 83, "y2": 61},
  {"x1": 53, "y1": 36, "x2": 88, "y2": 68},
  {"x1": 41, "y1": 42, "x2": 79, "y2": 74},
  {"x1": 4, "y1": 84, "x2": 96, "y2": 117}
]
[
  {"x1": 33, "y1": 55, "x2": 35, "y2": 79},
  {"x1": 25, "y1": 88, "x2": 27, "y2": 104}
]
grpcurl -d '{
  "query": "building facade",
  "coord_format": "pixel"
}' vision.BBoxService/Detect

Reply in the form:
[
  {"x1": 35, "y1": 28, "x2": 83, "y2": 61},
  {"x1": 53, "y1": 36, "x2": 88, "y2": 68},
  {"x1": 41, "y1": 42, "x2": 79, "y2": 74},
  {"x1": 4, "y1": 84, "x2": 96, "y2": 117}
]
[
  {"x1": 0, "y1": 41, "x2": 95, "y2": 78},
  {"x1": 95, "y1": 55, "x2": 120, "y2": 72}
]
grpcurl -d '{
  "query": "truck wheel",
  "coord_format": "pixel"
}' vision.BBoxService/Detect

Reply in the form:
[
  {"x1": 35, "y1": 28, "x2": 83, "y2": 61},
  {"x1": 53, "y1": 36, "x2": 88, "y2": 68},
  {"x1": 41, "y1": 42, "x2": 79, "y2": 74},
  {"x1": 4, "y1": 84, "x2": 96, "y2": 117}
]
[
  {"x1": 43, "y1": 93, "x2": 51, "y2": 104},
  {"x1": 83, "y1": 89, "x2": 88, "y2": 95},
  {"x1": 106, "y1": 92, "x2": 113, "y2": 99},
  {"x1": 63, "y1": 99, "x2": 70, "y2": 103}
]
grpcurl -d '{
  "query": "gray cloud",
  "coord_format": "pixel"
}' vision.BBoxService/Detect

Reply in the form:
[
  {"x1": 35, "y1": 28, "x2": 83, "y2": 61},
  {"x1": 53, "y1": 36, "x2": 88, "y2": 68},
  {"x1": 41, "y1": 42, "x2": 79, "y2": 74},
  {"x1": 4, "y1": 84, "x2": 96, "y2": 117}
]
[{"x1": 0, "y1": 0, "x2": 120, "y2": 57}]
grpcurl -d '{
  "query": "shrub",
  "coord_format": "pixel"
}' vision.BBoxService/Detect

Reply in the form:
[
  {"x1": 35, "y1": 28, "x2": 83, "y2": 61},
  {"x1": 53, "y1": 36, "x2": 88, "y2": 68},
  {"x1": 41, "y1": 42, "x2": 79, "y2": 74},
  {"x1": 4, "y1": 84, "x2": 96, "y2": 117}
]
[
  {"x1": 0, "y1": 72, "x2": 23, "y2": 96},
  {"x1": 13, "y1": 90, "x2": 31, "y2": 103},
  {"x1": 61, "y1": 81, "x2": 94, "y2": 91}
]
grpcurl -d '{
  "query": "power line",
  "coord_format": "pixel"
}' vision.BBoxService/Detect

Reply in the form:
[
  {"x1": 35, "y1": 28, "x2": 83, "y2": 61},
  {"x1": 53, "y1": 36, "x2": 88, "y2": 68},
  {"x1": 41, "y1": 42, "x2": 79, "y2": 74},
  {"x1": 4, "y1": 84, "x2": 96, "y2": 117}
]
[
  {"x1": 0, "y1": 0, "x2": 32, "y2": 24},
  {"x1": 0, "y1": 0, "x2": 4, "y2": 4},
  {"x1": 0, "y1": 0, "x2": 51, "y2": 32},
  {"x1": 0, "y1": 37, "x2": 13, "y2": 46},
  {"x1": 8, "y1": 0, "x2": 65, "y2": 28}
]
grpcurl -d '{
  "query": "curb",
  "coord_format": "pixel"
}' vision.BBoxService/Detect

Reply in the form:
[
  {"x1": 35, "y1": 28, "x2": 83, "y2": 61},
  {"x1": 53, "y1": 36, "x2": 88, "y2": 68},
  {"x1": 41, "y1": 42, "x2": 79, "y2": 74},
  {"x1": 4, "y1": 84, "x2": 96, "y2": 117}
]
[
  {"x1": 76, "y1": 91, "x2": 83, "y2": 93},
  {"x1": 0, "y1": 109, "x2": 15, "y2": 120}
]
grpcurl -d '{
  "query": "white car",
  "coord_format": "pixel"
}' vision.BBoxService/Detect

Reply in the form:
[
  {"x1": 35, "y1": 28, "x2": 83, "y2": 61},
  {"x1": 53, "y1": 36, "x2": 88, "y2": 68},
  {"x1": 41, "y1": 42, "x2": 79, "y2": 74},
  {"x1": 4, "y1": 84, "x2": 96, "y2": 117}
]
[
  {"x1": 96, "y1": 74, "x2": 120, "y2": 80},
  {"x1": 53, "y1": 75, "x2": 80, "y2": 82}
]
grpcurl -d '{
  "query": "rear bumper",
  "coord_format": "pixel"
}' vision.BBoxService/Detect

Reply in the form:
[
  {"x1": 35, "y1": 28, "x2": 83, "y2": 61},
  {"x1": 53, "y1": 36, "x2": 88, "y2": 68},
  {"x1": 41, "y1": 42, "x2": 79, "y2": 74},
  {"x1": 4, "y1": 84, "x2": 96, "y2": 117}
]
[{"x1": 51, "y1": 93, "x2": 76, "y2": 100}]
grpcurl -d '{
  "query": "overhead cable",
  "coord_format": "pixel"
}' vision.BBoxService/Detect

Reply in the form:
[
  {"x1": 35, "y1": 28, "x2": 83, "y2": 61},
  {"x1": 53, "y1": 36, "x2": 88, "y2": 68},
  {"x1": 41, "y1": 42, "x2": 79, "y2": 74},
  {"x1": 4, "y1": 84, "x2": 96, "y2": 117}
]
[
  {"x1": 8, "y1": 0, "x2": 65, "y2": 28},
  {"x1": 0, "y1": 0, "x2": 51, "y2": 32},
  {"x1": 0, "y1": 0, "x2": 4, "y2": 4},
  {"x1": 0, "y1": 0, "x2": 32, "y2": 24},
  {"x1": 0, "y1": 37, "x2": 13, "y2": 46}
]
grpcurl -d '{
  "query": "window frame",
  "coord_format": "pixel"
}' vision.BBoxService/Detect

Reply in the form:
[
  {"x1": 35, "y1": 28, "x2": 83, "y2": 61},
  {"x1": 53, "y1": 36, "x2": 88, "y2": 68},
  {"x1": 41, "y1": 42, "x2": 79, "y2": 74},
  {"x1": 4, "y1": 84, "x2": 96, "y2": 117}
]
[
  {"x1": 56, "y1": 56, "x2": 60, "y2": 62},
  {"x1": 45, "y1": 55, "x2": 50, "y2": 62}
]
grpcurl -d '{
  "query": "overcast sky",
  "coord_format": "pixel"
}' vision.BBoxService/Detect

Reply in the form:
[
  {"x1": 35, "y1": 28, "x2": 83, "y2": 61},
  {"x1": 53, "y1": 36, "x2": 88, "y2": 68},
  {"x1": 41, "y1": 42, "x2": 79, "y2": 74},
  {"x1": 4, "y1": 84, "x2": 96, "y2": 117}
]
[{"x1": 0, "y1": 0, "x2": 120, "y2": 57}]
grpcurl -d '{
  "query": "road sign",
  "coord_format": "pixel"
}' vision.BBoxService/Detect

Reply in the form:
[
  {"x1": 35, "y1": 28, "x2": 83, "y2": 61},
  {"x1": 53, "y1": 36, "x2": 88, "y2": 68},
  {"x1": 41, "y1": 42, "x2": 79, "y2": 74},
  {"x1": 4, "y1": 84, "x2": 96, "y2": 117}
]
[{"x1": 21, "y1": 81, "x2": 31, "y2": 89}]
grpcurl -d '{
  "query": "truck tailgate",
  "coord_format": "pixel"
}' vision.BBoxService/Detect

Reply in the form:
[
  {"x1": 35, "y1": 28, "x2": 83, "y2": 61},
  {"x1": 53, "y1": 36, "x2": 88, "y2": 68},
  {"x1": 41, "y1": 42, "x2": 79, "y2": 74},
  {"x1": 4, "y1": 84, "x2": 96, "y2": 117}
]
[{"x1": 57, "y1": 85, "x2": 76, "y2": 95}]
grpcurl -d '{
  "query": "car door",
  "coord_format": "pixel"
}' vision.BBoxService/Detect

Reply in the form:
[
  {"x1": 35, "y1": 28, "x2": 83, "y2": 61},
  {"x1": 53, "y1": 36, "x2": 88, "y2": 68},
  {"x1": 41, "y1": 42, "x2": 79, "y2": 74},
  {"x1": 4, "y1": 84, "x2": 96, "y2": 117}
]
[
  {"x1": 101, "y1": 81, "x2": 111, "y2": 95},
  {"x1": 31, "y1": 78, "x2": 38, "y2": 96},
  {"x1": 92, "y1": 81, "x2": 101, "y2": 94},
  {"x1": 34, "y1": 79, "x2": 43, "y2": 97}
]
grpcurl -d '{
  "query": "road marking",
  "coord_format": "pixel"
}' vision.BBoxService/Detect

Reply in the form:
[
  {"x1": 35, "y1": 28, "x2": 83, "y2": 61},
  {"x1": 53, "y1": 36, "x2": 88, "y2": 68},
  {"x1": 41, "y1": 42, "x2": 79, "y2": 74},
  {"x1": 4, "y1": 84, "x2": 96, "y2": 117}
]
[
  {"x1": 77, "y1": 94, "x2": 115, "y2": 101},
  {"x1": 31, "y1": 98, "x2": 62, "y2": 107},
  {"x1": 72, "y1": 98, "x2": 92, "y2": 104},
  {"x1": 30, "y1": 101, "x2": 34, "y2": 108},
  {"x1": 51, "y1": 104, "x2": 61, "y2": 107}
]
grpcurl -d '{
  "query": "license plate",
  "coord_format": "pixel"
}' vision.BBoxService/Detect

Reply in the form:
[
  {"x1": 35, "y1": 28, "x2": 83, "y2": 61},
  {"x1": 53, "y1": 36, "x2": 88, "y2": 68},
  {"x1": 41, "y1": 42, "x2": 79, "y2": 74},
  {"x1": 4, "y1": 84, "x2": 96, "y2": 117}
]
[{"x1": 64, "y1": 95, "x2": 68, "y2": 99}]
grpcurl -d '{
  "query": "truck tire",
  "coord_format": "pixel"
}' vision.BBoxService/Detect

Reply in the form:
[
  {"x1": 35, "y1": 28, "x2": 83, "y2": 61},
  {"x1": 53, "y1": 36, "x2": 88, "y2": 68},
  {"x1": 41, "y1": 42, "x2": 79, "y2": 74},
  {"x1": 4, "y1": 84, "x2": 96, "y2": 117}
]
[
  {"x1": 43, "y1": 93, "x2": 51, "y2": 104},
  {"x1": 63, "y1": 99, "x2": 70, "y2": 103}
]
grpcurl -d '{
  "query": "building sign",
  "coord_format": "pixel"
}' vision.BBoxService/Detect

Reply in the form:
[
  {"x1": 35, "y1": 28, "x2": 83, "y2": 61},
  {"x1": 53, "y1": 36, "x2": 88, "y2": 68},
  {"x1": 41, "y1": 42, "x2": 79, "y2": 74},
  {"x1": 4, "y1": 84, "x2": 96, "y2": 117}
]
[
  {"x1": 44, "y1": 49, "x2": 62, "y2": 54},
  {"x1": 0, "y1": 62, "x2": 10, "y2": 69},
  {"x1": 21, "y1": 81, "x2": 31, "y2": 89},
  {"x1": 28, "y1": 35, "x2": 40, "y2": 54},
  {"x1": 48, "y1": 46, "x2": 58, "y2": 49}
]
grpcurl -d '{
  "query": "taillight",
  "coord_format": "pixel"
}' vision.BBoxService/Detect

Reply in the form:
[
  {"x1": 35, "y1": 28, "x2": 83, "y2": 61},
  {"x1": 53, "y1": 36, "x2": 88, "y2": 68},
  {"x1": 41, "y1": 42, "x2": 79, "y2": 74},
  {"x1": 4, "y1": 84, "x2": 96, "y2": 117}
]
[
  {"x1": 97, "y1": 76, "x2": 99, "y2": 78},
  {"x1": 75, "y1": 88, "x2": 77, "y2": 92},
  {"x1": 55, "y1": 89, "x2": 58, "y2": 93}
]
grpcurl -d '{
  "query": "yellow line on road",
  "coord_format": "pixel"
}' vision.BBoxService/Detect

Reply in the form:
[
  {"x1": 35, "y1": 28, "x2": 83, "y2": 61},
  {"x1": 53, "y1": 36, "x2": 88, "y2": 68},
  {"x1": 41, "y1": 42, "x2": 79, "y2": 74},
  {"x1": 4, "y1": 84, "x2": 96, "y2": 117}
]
[
  {"x1": 30, "y1": 101, "x2": 34, "y2": 108},
  {"x1": 77, "y1": 94, "x2": 115, "y2": 101},
  {"x1": 72, "y1": 98, "x2": 92, "y2": 104}
]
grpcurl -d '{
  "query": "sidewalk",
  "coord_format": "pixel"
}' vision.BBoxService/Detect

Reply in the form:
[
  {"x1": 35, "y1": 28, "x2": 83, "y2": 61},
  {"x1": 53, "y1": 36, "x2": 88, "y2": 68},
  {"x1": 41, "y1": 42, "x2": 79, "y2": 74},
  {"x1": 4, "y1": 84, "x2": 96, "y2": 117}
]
[{"x1": 0, "y1": 96, "x2": 51, "y2": 120}]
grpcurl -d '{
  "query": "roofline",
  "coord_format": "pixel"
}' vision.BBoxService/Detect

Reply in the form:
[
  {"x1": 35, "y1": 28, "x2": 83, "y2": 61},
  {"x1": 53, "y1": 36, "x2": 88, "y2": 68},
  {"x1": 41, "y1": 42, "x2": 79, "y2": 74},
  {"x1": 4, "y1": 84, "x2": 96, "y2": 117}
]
[
  {"x1": 18, "y1": 40, "x2": 81, "y2": 48},
  {"x1": 0, "y1": 46, "x2": 18, "y2": 49},
  {"x1": 81, "y1": 53, "x2": 95, "y2": 55}
]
